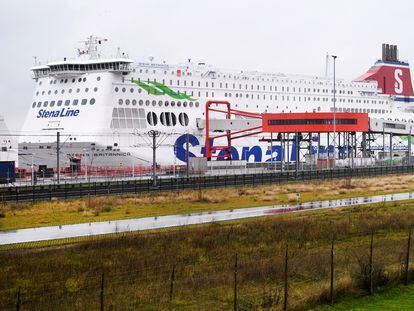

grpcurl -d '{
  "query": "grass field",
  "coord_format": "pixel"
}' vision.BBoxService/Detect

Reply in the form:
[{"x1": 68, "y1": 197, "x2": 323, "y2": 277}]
[
  {"x1": 2, "y1": 196, "x2": 414, "y2": 309},
  {"x1": 1, "y1": 173, "x2": 414, "y2": 231},
  {"x1": 313, "y1": 284, "x2": 414, "y2": 310}
]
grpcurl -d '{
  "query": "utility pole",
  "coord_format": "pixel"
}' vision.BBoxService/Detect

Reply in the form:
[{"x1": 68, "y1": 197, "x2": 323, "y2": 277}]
[
  {"x1": 332, "y1": 55, "x2": 337, "y2": 169},
  {"x1": 57, "y1": 131, "x2": 60, "y2": 184},
  {"x1": 186, "y1": 133, "x2": 190, "y2": 178},
  {"x1": 148, "y1": 130, "x2": 161, "y2": 186}
]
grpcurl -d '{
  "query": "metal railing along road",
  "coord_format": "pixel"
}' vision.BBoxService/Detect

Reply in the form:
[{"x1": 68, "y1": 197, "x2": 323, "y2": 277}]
[{"x1": 1, "y1": 165, "x2": 414, "y2": 203}]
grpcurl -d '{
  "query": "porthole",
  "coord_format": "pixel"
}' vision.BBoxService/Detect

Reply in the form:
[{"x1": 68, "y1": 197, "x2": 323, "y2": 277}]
[
  {"x1": 132, "y1": 99, "x2": 137, "y2": 106},
  {"x1": 54, "y1": 90, "x2": 58, "y2": 95},
  {"x1": 57, "y1": 100, "x2": 63, "y2": 106},
  {"x1": 158, "y1": 100, "x2": 163, "y2": 106},
  {"x1": 72, "y1": 78, "x2": 76, "y2": 83},
  {"x1": 179, "y1": 113, "x2": 189, "y2": 126},
  {"x1": 119, "y1": 99, "x2": 123, "y2": 105},
  {"x1": 83, "y1": 77, "x2": 86, "y2": 82},
  {"x1": 183, "y1": 102, "x2": 187, "y2": 107},
  {"x1": 32, "y1": 102, "x2": 36, "y2": 108},
  {"x1": 76, "y1": 88, "x2": 80, "y2": 93},
  {"x1": 85, "y1": 88, "x2": 89, "y2": 93},
  {"x1": 94, "y1": 87, "x2": 98, "y2": 92},
  {"x1": 130, "y1": 88, "x2": 134, "y2": 93},
  {"x1": 145, "y1": 100, "x2": 150, "y2": 106},
  {"x1": 195, "y1": 102, "x2": 199, "y2": 107},
  {"x1": 81, "y1": 99, "x2": 87, "y2": 105},
  {"x1": 170, "y1": 101, "x2": 175, "y2": 107},
  {"x1": 177, "y1": 101, "x2": 181, "y2": 107},
  {"x1": 147, "y1": 112, "x2": 158, "y2": 126},
  {"x1": 125, "y1": 99, "x2": 130, "y2": 105},
  {"x1": 69, "y1": 89, "x2": 72, "y2": 93},
  {"x1": 78, "y1": 78, "x2": 82, "y2": 82},
  {"x1": 97, "y1": 76, "x2": 101, "y2": 81},
  {"x1": 43, "y1": 101, "x2": 48, "y2": 107},
  {"x1": 48, "y1": 90, "x2": 51, "y2": 95},
  {"x1": 189, "y1": 102, "x2": 193, "y2": 107},
  {"x1": 152, "y1": 100, "x2": 156, "y2": 106},
  {"x1": 122, "y1": 87, "x2": 126, "y2": 92},
  {"x1": 39, "y1": 81, "x2": 42, "y2": 86},
  {"x1": 42, "y1": 91, "x2": 45, "y2": 95},
  {"x1": 65, "y1": 100, "x2": 70, "y2": 106},
  {"x1": 36, "y1": 91, "x2": 39, "y2": 96},
  {"x1": 165, "y1": 101, "x2": 169, "y2": 107},
  {"x1": 73, "y1": 99, "x2": 79, "y2": 106},
  {"x1": 115, "y1": 87, "x2": 119, "y2": 92},
  {"x1": 90, "y1": 98, "x2": 96, "y2": 105},
  {"x1": 139, "y1": 100, "x2": 144, "y2": 106},
  {"x1": 50, "y1": 101, "x2": 55, "y2": 107},
  {"x1": 37, "y1": 102, "x2": 42, "y2": 108},
  {"x1": 138, "y1": 88, "x2": 142, "y2": 93},
  {"x1": 61, "y1": 89, "x2": 65, "y2": 94}
]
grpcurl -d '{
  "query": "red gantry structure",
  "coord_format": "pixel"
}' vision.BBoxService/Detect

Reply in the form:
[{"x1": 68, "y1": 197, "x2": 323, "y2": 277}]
[{"x1": 204, "y1": 100, "x2": 369, "y2": 160}]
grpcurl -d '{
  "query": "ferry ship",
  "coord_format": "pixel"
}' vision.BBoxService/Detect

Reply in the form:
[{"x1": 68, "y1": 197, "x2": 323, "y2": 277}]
[{"x1": 18, "y1": 36, "x2": 414, "y2": 171}]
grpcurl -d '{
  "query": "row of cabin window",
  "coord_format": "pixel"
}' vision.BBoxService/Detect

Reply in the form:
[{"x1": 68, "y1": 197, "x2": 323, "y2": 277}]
[
  {"x1": 330, "y1": 107, "x2": 390, "y2": 114},
  {"x1": 32, "y1": 98, "x2": 96, "y2": 108},
  {"x1": 38, "y1": 76, "x2": 101, "y2": 86},
  {"x1": 119, "y1": 99, "x2": 200, "y2": 108},
  {"x1": 135, "y1": 68, "x2": 373, "y2": 88},
  {"x1": 36, "y1": 87, "x2": 98, "y2": 96},
  {"x1": 130, "y1": 78, "x2": 358, "y2": 94}
]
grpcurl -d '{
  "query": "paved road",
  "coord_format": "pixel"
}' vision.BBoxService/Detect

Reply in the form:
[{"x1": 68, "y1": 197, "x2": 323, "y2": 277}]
[{"x1": 1, "y1": 191, "x2": 413, "y2": 245}]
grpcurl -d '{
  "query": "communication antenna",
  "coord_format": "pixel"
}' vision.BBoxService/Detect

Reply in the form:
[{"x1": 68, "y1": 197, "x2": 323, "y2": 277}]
[
  {"x1": 325, "y1": 52, "x2": 330, "y2": 78},
  {"x1": 78, "y1": 35, "x2": 108, "y2": 59}
]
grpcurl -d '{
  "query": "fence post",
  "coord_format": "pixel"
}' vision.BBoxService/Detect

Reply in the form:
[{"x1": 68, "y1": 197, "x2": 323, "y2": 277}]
[
  {"x1": 234, "y1": 253, "x2": 238, "y2": 311},
  {"x1": 16, "y1": 287, "x2": 20, "y2": 311},
  {"x1": 369, "y1": 231, "x2": 374, "y2": 295},
  {"x1": 100, "y1": 272, "x2": 104, "y2": 311},
  {"x1": 405, "y1": 226, "x2": 412, "y2": 286},
  {"x1": 283, "y1": 244, "x2": 289, "y2": 311},
  {"x1": 169, "y1": 263, "x2": 176, "y2": 306},
  {"x1": 330, "y1": 237, "x2": 334, "y2": 305}
]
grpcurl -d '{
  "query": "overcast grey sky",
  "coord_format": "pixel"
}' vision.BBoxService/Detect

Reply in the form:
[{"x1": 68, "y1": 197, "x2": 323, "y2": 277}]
[{"x1": 1, "y1": 0, "x2": 413, "y2": 130}]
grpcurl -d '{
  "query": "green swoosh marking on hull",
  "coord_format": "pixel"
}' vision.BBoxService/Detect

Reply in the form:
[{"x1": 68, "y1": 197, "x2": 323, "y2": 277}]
[
  {"x1": 131, "y1": 79, "x2": 197, "y2": 101},
  {"x1": 148, "y1": 81, "x2": 196, "y2": 101},
  {"x1": 131, "y1": 79, "x2": 164, "y2": 95}
]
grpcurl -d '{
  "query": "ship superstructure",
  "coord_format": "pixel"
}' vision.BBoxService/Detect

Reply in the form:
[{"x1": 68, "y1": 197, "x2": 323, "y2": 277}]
[{"x1": 19, "y1": 38, "x2": 414, "y2": 170}]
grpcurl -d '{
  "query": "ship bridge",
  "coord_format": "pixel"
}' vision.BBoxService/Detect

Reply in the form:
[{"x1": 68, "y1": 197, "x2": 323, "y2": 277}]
[
  {"x1": 31, "y1": 35, "x2": 133, "y2": 79},
  {"x1": 32, "y1": 58, "x2": 133, "y2": 79}
]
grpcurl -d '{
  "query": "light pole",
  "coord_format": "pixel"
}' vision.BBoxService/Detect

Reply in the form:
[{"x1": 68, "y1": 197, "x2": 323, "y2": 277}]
[{"x1": 332, "y1": 55, "x2": 337, "y2": 169}]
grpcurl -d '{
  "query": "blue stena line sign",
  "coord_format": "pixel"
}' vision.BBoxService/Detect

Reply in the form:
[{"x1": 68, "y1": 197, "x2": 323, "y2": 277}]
[
  {"x1": 173, "y1": 134, "x2": 352, "y2": 163},
  {"x1": 37, "y1": 108, "x2": 80, "y2": 119}
]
